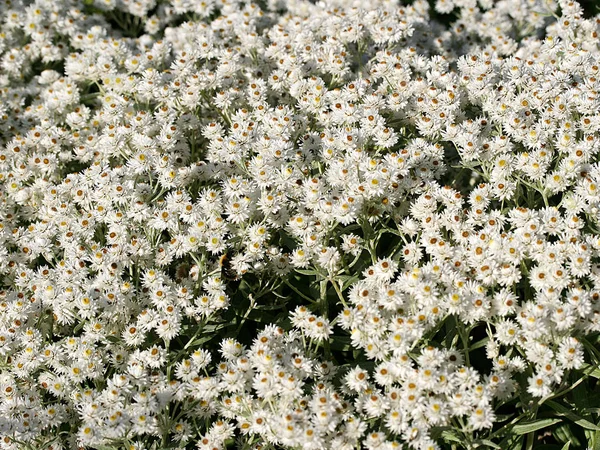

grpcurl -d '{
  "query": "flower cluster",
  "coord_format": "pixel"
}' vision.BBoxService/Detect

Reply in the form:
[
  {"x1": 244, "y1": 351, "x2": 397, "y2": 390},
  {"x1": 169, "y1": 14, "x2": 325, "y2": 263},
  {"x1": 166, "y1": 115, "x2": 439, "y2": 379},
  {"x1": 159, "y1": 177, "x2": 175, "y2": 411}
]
[{"x1": 1, "y1": 0, "x2": 600, "y2": 448}]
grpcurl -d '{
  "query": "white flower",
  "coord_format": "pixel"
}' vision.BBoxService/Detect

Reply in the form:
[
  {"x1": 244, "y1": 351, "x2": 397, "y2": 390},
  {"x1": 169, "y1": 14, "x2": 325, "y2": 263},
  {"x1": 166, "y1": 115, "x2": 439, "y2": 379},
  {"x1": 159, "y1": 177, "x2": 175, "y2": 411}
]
[
  {"x1": 527, "y1": 373, "x2": 553, "y2": 398},
  {"x1": 469, "y1": 403, "x2": 495, "y2": 430}
]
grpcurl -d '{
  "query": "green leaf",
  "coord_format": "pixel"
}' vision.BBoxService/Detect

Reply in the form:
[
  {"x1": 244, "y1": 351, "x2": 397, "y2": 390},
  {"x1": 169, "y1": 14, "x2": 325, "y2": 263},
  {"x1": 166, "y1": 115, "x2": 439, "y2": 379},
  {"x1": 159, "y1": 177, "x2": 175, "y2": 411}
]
[
  {"x1": 561, "y1": 442, "x2": 570, "y2": 450},
  {"x1": 187, "y1": 335, "x2": 215, "y2": 347},
  {"x1": 440, "y1": 430, "x2": 463, "y2": 443},
  {"x1": 547, "y1": 400, "x2": 600, "y2": 431},
  {"x1": 295, "y1": 268, "x2": 320, "y2": 276},
  {"x1": 588, "y1": 430, "x2": 600, "y2": 450},
  {"x1": 338, "y1": 274, "x2": 360, "y2": 291},
  {"x1": 470, "y1": 336, "x2": 489, "y2": 350},
  {"x1": 513, "y1": 418, "x2": 562, "y2": 435},
  {"x1": 494, "y1": 413, "x2": 516, "y2": 422},
  {"x1": 477, "y1": 439, "x2": 501, "y2": 449},
  {"x1": 581, "y1": 338, "x2": 600, "y2": 365},
  {"x1": 553, "y1": 423, "x2": 582, "y2": 447},
  {"x1": 498, "y1": 433, "x2": 523, "y2": 450},
  {"x1": 203, "y1": 323, "x2": 228, "y2": 333},
  {"x1": 254, "y1": 303, "x2": 286, "y2": 311},
  {"x1": 581, "y1": 363, "x2": 600, "y2": 379}
]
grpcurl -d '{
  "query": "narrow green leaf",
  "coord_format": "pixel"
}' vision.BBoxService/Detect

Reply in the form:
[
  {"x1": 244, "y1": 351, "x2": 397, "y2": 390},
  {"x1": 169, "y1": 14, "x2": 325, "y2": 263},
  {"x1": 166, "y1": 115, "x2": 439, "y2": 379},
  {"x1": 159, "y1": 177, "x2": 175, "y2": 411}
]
[
  {"x1": 295, "y1": 268, "x2": 320, "y2": 276},
  {"x1": 553, "y1": 423, "x2": 581, "y2": 447},
  {"x1": 494, "y1": 413, "x2": 516, "y2": 422},
  {"x1": 581, "y1": 338, "x2": 600, "y2": 365},
  {"x1": 470, "y1": 336, "x2": 489, "y2": 350},
  {"x1": 561, "y1": 442, "x2": 570, "y2": 450},
  {"x1": 581, "y1": 363, "x2": 600, "y2": 379},
  {"x1": 440, "y1": 430, "x2": 462, "y2": 443},
  {"x1": 589, "y1": 430, "x2": 600, "y2": 450},
  {"x1": 477, "y1": 439, "x2": 501, "y2": 449},
  {"x1": 428, "y1": 426, "x2": 449, "y2": 440},
  {"x1": 513, "y1": 418, "x2": 562, "y2": 435},
  {"x1": 254, "y1": 303, "x2": 285, "y2": 311},
  {"x1": 339, "y1": 275, "x2": 359, "y2": 291},
  {"x1": 547, "y1": 400, "x2": 600, "y2": 431},
  {"x1": 498, "y1": 433, "x2": 523, "y2": 450},
  {"x1": 203, "y1": 323, "x2": 228, "y2": 333}
]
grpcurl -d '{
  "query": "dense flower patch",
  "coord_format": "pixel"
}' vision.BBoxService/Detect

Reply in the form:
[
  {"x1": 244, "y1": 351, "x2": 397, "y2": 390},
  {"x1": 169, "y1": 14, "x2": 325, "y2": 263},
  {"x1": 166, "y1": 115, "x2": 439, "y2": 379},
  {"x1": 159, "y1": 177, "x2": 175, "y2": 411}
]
[{"x1": 1, "y1": 0, "x2": 600, "y2": 448}]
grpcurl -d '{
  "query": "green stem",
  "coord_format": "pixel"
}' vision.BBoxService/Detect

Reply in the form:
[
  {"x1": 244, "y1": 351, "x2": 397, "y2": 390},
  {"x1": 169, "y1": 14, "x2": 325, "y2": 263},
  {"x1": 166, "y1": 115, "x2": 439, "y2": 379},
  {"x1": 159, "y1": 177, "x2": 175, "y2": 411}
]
[
  {"x1": 458, "y1": 321, "x2": 471, "y2": 366},
  {"x1": 329, "y1": 277, "x2": 349, "y2": 309},
  {"x1": 284, "y1": 279, "x2": 316, "y2": 303},
  {"x1": 320, "y1": 278, "x2": 328, "y2": 318}
]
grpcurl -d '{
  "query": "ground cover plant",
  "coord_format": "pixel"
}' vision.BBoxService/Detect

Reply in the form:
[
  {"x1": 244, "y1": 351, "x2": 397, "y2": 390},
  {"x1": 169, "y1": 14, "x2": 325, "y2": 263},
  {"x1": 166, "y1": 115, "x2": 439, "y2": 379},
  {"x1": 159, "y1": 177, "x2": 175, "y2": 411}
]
[{"x1": 2, "y1": 0, "x2": 600, "y2": 448}]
